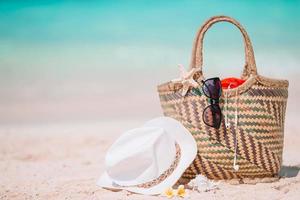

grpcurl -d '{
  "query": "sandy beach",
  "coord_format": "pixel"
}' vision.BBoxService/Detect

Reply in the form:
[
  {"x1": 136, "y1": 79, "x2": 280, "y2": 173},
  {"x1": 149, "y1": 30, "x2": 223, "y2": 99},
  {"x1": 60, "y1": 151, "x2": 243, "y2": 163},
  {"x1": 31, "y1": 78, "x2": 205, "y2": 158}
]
[
  {"x1": 0, "y1": 76, "x2": 299, "y2": 200},
  {"x1": 1, "y1": 119, "x2": 299, "y2": 200},
  {"x1": 0, "y1": 2, "x2": 299, "y2": 199}
]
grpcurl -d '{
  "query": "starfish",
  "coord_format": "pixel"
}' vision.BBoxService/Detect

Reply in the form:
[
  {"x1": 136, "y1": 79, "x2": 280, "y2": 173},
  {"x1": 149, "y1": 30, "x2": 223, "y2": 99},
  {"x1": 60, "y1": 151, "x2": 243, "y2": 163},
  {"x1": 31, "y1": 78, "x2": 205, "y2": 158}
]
[{"x1": 171, "y1": 64, "x2": 199, "y2": 96}]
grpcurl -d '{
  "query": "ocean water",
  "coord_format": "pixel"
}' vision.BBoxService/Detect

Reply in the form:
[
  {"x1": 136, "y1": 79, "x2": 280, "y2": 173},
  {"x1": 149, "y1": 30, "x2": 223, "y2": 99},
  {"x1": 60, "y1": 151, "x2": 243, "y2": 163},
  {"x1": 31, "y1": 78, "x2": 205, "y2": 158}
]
[{"x1": 0, "y1": 1, "x2": 299, "y2": 123}]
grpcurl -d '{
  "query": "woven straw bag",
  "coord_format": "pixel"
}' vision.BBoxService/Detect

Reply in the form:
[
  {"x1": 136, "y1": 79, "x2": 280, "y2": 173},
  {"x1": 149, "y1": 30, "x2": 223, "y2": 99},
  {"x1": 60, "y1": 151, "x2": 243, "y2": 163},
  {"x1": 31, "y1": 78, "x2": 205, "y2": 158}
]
[{"x1": 157, "y1": 16, "x2": 289, "y2": 183}]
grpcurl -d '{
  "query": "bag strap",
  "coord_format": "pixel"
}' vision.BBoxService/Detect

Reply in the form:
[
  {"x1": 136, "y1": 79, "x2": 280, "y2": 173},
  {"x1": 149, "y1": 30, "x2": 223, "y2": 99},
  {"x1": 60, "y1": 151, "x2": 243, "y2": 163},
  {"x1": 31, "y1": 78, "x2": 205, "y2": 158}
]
[{"x1": 189, "y1": 16, "x2": 257, "y2": 79}]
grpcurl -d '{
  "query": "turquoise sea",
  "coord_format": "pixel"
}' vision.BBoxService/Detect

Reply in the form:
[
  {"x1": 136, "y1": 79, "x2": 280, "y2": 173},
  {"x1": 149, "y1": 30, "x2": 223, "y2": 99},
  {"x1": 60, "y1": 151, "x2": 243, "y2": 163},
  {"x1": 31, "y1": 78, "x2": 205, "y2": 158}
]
[{"x1": 0, "y1": 1, "x2": 299, "y2": 123}]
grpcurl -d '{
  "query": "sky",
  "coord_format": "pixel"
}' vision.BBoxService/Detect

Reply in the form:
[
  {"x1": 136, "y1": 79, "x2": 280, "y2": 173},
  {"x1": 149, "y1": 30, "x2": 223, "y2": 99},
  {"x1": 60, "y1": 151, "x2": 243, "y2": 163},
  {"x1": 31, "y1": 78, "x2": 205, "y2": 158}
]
[{"x1": 0, "y1": 1, "x2": 299, "y2": 82}]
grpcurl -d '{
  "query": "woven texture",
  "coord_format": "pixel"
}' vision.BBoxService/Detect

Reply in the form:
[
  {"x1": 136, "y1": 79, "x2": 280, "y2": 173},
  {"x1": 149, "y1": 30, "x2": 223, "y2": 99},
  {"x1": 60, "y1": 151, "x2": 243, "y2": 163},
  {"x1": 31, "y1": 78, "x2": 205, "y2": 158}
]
[{"x1": 157, "y1": 16, "x2": 289, "y2": 183}]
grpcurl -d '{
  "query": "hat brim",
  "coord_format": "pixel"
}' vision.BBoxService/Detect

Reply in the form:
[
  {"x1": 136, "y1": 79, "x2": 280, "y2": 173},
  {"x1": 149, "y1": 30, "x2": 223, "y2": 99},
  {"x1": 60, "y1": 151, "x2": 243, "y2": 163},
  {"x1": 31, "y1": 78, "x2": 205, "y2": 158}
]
[{"x1": 97, "y1": 117, "x2": 197, "y2": 195}]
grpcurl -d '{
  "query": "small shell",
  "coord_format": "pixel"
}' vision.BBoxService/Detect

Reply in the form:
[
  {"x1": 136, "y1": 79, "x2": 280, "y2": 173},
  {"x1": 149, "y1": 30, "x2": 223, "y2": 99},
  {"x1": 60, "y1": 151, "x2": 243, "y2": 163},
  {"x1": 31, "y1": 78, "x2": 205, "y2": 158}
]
[
  {"x1": 176, "y1": 185, "x2": 186, "y2": 198},
  {"x1": 164, "y1": 187, "x2": 175, "y2": 198}
]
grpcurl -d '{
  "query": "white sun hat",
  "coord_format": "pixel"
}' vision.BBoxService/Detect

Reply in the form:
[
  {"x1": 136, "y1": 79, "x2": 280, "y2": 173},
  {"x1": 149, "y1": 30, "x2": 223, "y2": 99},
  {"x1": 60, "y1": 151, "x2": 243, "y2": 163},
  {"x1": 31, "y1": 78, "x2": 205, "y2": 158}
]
[{"x1": 97, "y1": 117, "x2": 197, "y2": 195}]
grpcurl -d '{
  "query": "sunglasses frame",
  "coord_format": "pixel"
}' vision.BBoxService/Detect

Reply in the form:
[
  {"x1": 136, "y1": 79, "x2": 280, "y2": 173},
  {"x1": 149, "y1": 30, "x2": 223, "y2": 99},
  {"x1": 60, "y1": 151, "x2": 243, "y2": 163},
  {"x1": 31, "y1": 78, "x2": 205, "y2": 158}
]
[{"x1": 201, "y1": 77, "x2": 222, "y2": 129}]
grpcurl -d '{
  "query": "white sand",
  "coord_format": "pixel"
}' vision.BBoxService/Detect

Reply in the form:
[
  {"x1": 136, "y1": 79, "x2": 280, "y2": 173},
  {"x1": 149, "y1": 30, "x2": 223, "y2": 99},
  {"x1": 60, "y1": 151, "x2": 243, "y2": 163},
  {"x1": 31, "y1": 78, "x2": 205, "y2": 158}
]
[{"x1": 0, "y1": 120, "x2": 299, "y2": 200}]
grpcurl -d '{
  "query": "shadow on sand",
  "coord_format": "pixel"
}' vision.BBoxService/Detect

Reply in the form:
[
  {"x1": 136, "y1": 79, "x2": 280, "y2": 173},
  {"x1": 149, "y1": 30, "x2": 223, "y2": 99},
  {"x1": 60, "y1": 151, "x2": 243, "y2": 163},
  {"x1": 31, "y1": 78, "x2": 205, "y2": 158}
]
[{"x1": 279, "y1": 165, "x2": 300, "y2": 178}]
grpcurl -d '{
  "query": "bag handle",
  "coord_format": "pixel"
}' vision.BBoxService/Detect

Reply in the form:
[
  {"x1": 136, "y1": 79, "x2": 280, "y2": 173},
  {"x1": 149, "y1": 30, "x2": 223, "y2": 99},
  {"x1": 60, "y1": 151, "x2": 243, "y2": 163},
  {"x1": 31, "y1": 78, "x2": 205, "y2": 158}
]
[{"x1": 190, "y1": 16, "x2": 257, "y2": 79}]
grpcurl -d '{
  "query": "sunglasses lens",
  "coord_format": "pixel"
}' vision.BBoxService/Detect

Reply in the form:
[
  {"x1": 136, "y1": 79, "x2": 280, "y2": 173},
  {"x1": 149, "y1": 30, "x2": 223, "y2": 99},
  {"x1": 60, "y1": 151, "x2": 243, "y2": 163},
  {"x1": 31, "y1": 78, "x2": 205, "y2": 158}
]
[
  {"x1": 203, "y1": 104, "x2": 222, "y2": 128},
  {"x1": 202, "y1": 78, "x2": 222, "y2": 99}
]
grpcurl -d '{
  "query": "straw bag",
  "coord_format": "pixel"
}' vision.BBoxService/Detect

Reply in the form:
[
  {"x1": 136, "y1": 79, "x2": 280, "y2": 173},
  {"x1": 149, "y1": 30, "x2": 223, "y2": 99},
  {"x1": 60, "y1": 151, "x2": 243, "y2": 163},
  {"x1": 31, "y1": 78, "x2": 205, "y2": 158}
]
[{"x1": 157, "y1": 16, "x2": 289, "y2": 183}]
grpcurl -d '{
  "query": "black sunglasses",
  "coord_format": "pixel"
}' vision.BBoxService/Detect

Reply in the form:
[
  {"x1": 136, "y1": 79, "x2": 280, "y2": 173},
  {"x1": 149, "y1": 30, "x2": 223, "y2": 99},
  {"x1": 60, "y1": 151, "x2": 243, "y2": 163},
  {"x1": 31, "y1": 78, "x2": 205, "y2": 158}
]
[{"x1": 201, "y1": 77, "x2": 222, "y2": 129}]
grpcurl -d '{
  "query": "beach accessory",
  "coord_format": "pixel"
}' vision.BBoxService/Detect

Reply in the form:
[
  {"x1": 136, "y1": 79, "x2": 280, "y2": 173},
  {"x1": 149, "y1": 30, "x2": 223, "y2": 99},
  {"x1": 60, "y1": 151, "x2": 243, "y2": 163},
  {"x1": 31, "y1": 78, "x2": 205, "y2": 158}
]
[
  {"x1": 157, "y1": 16, "x2": 289, "y2": 183},
  {"x1": 97, "y1": 117, "x2": 197, "y2": 195},
  {"x1": 221, "y1": 77, "x2": 246, "y2": 89},
  {"x1": 202, "y1": 77, "x2": 222, "y2": 129}
]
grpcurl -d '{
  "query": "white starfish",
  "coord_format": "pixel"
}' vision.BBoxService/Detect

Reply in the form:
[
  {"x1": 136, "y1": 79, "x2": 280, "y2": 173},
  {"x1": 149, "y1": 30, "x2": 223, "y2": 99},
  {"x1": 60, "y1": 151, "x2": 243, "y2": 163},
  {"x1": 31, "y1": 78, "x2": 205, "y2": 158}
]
[{"x1": 171, "y1": 64, "x2": 199, "y2": 96}]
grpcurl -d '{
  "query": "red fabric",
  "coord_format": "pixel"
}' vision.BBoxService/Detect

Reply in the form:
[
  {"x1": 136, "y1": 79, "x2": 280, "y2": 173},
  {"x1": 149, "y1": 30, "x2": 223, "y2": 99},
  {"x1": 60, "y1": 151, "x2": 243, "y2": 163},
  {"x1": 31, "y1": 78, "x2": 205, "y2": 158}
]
[{"x1": 221, "y1": 77, "x2": 246, "y2": 89}]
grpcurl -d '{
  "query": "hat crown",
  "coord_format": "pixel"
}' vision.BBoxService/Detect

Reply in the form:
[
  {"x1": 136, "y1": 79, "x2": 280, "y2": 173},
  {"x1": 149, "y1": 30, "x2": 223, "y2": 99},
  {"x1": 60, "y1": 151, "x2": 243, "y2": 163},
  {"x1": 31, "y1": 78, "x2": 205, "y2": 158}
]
[{"x1": 105, "y1": 126, "x2": 176, "y2": 186}]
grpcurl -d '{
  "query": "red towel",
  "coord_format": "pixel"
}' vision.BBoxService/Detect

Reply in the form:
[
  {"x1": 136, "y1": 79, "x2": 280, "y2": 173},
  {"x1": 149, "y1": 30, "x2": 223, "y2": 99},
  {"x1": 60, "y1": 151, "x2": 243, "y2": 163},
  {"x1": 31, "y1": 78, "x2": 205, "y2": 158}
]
[{"x1": 221, "y1": 77, "x2": 246, "y2": 89}]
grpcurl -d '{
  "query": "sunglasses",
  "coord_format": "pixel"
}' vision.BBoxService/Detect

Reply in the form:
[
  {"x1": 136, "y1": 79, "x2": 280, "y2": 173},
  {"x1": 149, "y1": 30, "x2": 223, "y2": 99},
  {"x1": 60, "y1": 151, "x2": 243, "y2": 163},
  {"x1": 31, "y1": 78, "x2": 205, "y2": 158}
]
[{"x1": 201, "y1": 77, "x2": 222, "y2": 129}]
